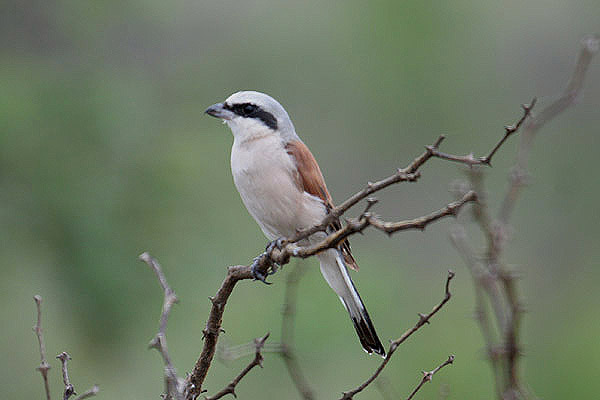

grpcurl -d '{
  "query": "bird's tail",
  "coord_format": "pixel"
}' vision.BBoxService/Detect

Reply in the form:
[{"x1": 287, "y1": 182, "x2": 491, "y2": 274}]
[{"x1": 317, "y1": 249, "x2": 386, "y2": 357}]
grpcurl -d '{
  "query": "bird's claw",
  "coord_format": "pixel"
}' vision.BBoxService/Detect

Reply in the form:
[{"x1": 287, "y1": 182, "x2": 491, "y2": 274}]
[
  {"x1": 251, "y1": 253, "x2": 272, "y2": 285},
  {"x1": 265, "y1": 238, "x2": 285, "y2": 254},
  {"x1": 252, "y1": 239, "x2": 285, "y2": 284}
]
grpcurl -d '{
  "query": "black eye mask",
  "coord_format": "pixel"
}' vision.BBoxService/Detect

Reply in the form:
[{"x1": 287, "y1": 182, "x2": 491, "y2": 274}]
[{"x1": 224, "y1": 102, "x2": 278, "y2": 130}]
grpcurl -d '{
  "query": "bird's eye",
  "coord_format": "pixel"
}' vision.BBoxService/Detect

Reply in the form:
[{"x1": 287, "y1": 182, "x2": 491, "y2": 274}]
[{"x1": 243, "y1": 104, "x2": 256, "y2": 115}]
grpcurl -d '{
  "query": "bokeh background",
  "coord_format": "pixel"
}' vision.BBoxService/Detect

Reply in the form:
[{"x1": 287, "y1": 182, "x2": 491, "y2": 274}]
[{"x1": 2, "y1": 1, "x2": 599, "y2": 399}]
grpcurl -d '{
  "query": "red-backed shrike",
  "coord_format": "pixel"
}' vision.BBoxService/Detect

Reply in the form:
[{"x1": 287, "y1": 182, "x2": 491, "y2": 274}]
[{"x1": 205, "y1": 91, "x2": 385, "y2": 356}]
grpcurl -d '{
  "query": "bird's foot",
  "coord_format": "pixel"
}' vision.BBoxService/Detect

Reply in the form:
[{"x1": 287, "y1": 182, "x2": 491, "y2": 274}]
[
  {"x1": 265, "y1": 237, "x2": 285, "y2": 254},
  {"x1": 251, "y1": 252, "x2": 273, "y2": 285},
  {"x1": 251, "y1": 238, "x2": 286, "y2": 284}
]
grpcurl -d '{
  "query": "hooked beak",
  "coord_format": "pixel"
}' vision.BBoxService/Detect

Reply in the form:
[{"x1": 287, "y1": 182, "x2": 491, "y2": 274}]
[{"x1": 205, "y1": 102, "x2": 234, "y2": 120}]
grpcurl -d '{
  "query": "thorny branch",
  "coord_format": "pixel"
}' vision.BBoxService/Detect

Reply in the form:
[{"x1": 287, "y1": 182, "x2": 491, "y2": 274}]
[
  {"x1": 183, "y1": 162, "x2": 477, "y2": 399},
  {"x1": 34, "y1": 295, "x2": 52, "y2": 400},
  {"x1": 451, "y1": 34, "x2": 599, "y2": 400},
  {"x1": 405, "y1": 355, "x2": 455, "y2": 400},
  {"x1": 204, "y1": 333, "x2": 270, "y2": 400},
  {"x1": 339, "y1": 271, "x2": 455, "y2": 400},
  {"x1": 57, "y1": 352, "x2": 75, "y2": 400},
  {"x1": 139, "y1": 252, "x2": 183, "y2": 400},
  {"x1": 260, "y1": 190, "x2": 477, "y2": 270},
  {"x1": 425, "y1": 99, "x2": 536, "y2": 167},
  {"x1": 148, "y1": 36, "x2": 597, "y2": 400},
  {"x1": 33, "y1": 297, "x2": 99, "y2": 400}
]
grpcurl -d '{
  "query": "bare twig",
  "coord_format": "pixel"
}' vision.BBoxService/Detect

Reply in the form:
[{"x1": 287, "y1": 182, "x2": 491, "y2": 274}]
[
  {"x1": 204, "y1": 333, "x2": 270, "y2": 400},
  {"x1": 284, "y1": 135, "x2": 454, "y2": 247},
  {"x1": 184, "y1": 265, "x2": 254, "y2": 399},
  {"x1": 56, "y1": 352, "x2": 75, "y2": 400},
  {"x1": 139, "y1": 252, "x2": 183, "y2": 400},
  {"x1": 74, "y1": 386, "x2": 99, "y2": 400},
  {"x1": 339, "y1": 271, "x2": 455, "y2": 400},
  {"x1": 183, "y1": 190, "x2": 474, "y2": 399},
  {"x1": 425, "y1": 98, "x2": 536, "y2": 167},
  {"x1": 268, "y1": 191, "x2": 477, "y2": 265},
  {"x1": 451, "y1": 34, "x2": 599, "y2": 400},
  {"x1": 501, "y1": 34, "x2": 600, "y2": 224},
  {"x1": 180, "y1": 45, "x2": 574, "y2": 396},
  {"x1": 33, "y1": 295, "x2": 52, "y2": 400},
  {"x1": 280, "y1": 263, "x2": 316, "y2": 400},
  {"x1": 406, "y1": 355, "x2": 455, "y2": 400}
]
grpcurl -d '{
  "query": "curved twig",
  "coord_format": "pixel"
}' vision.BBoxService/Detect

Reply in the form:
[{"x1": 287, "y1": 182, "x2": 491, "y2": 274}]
[
  {"x1": 139, "y1": 252, "x2": 183, "y2": 400},
  {"x1": 406, "y1": 355, "x2": 455, "y2": 400},
  {"x1": 205, "y1": 333, "x2": 270, "y2": 400},
  {"x1": 339, "y1": 271, "x2": 455, "y2": 400}
]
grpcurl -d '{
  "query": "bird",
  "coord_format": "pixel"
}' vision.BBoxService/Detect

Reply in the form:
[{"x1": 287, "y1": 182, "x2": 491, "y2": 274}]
[{"x1": 205, "y1": 91, "x2": 385, "y2": 356}]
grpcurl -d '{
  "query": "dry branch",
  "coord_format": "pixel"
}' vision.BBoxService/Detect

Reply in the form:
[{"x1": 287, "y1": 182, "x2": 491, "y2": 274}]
[
  {"x1": 33, "y1": 295, "x2": 52, "y2": 400},
  {"x1": 451, "y1": 34, "x2": 599, "y2": 400},
  {"x1": 339, "y1": 271, "x2": 455, "y2": 400},
  {"x1": 204, "y1": 333, "x2": 270, "y2": 400},
  {"x1": 425, "y1": 98, "x2": 536, "y2": 167},
  {"x1": 145, "y1": 36, "x2": 594, "y2": 400},
  {"x1": 406, "y1": 355, "x2": 455, "y2": 400},
  {"x1": 267, "y1": 191, "x2": 477, "y2": 266},
  {"x1": 33, "y1": 297, "x2": 99, "y2": 400},
  {"x1": 182, "y1": 191, "x2": 475, "y2": 399},
  {"x1": 139, "y1": 252, "x2": 183, "y2": 400},
  {"x1": 57, "y1": 352, "x2": 75, "y2": 400}
]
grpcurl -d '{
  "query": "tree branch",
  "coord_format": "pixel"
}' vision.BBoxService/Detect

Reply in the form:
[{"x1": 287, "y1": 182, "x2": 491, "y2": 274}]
[
  {"x1": 184, "y1": 265, "x2": 254, "y2": 399},
  {"x1": 339, "y1": 271, "x2": 455, "y2": 400},
  {"x1": 500, "y1": 34, "x2": 599, "y2": 224},
  {"x1": 284, "y1": 135, "x2": 451, "y2": 246},
  {"x1": 405, "y1": 355, "x2": 455, "y2": 400},
  {"x1": 33, "y1": 295, "x2": 52, "y2": 400},
  {"x1": 204, "y1": 333, "x2": 270, "y2": 400},
  {"x1": 139, "y1": 252, "x2": 183, "y2": 400},
  {"x1": 56, "y1": 352, "x2": 75, "y2": 400},
  {"x1": 450, "y1": 34, "x2": 599, "y2": 400},
  {"x1": 268, "y1": 191, "x2": 477, "y2": 265}
]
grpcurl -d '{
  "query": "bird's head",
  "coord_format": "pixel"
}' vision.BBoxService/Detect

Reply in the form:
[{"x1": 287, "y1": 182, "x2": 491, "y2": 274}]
[{"x1": 205, "y1": 91, "x2": 297, "y2": 142}]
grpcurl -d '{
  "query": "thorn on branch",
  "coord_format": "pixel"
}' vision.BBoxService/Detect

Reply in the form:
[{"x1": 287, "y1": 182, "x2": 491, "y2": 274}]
[
  {"x1": 406, "y1": 355, "x2": 455, "y2": 400},
  {"x1": 339, "y1": 271, "x2": 456, "y2": 400}
]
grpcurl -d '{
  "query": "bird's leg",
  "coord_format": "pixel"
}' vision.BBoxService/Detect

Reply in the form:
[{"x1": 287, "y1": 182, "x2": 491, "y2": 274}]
[
  {"x1": 251, "y1": 252, "x2": 272, "y2": 284},
  {"x1": 251, "y1": 238, "x2": 287, "y2": 284}
]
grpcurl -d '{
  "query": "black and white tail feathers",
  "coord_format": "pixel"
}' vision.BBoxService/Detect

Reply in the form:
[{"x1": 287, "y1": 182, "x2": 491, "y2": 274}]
[{"x1": 316, "y1": 248, "x2": 386, "y2": 357}]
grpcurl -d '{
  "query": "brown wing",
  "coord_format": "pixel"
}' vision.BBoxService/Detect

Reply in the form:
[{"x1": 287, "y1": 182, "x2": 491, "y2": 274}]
[{"x1": 285, "y1": 140, "x2": 358, "y2": 271}]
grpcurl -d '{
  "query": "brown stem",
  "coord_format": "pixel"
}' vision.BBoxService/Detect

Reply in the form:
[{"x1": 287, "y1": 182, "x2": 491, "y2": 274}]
[
  {"x1": 204, "y1": 333, "x2": 270, "y2": 400},
  {"x1": 139, "y1": 252, "x2": 182, "y2": 400},
  {"x1": 405, "y1": 355, "x2": 455, "y2": 400},
  {"x1": 56, "y1": 352, "x2": 75, "y2": 400},
  {"x1": 184, "y1": 265, "x2": 255, "y2": 399},
  {"x1": 340, "y1": 271, "x2": 455, "y2": 400}
]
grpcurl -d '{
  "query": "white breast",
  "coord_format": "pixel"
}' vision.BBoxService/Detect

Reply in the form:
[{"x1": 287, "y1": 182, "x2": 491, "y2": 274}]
[{"x1": 231, "y1": 133, "x2": 326, "y2": 240}]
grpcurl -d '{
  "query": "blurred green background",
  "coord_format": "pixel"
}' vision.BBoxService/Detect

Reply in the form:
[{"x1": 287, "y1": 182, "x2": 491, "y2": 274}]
[{"x1": 2, "y1": 1, "x2": 599, "y2": 399}]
